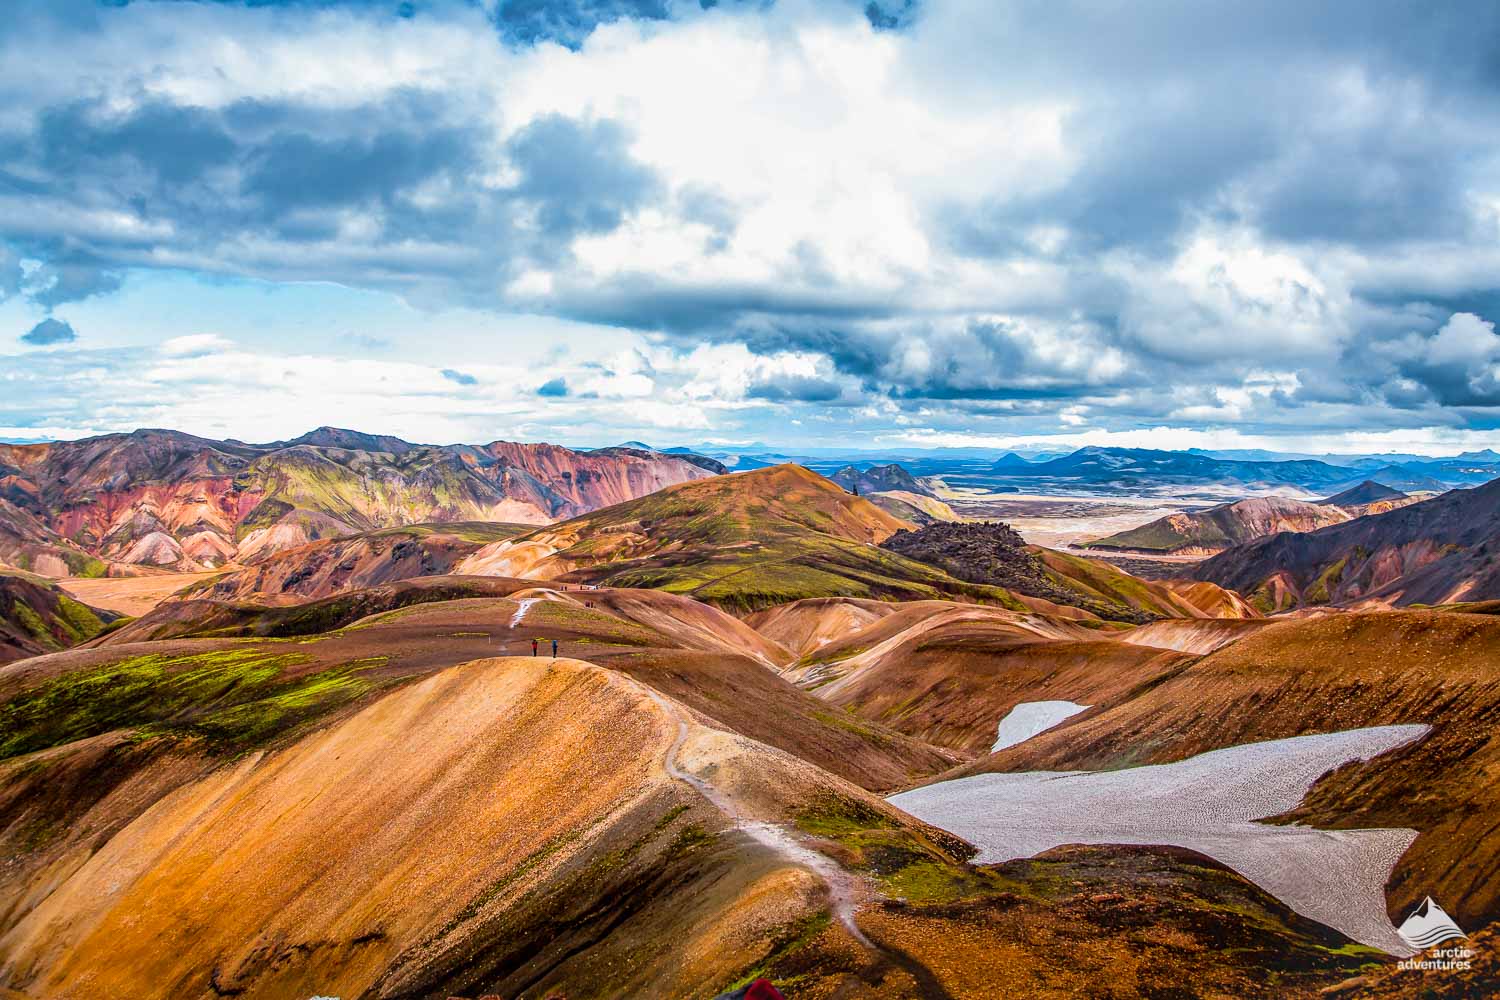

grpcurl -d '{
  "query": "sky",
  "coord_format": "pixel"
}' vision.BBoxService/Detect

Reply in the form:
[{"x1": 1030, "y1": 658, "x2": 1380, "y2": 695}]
[{"x1": 3, "y1": 0, "x2": 1500, "y2": 454}]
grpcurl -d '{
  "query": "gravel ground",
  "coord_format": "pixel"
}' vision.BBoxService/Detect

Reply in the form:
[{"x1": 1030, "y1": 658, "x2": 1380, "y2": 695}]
[
  {"x1": 992, "y1": 701, "x2": 1090, "y2": 752},
  {"x1": 890, "y1": 725, "x2": 1430, "y2": 955}
]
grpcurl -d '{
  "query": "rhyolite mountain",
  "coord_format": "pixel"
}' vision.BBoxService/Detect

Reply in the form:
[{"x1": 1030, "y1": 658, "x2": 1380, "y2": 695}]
[
  {"x1": 0, "y1": 572, "x2": 115, "y2": 663},
  {"x1": 1086, "y1": 496, "x2": 1358, "y2": 556},
  {"x1": 441, "y1": 465, "x2": 970, "y2": 612},
  {"x1": 1085, "y1": 482, "x2": 1425, "y2": 559},
  {"x1": 0, "y1": 498, "x2": 110, "y2": 579},
  {"x1": 0, "y1": 428, "x2": 723, "y2": 575},
  {"x1": 181, "y1": 465, "x2": 1247, "y2": 624},
  {"x1": 1195, "y1": 476, "x2": 1500, "y2": 611}
]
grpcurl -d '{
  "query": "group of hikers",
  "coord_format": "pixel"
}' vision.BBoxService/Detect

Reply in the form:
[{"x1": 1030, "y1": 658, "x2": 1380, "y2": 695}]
[{"x1": 530, "y1": 637, "x2": 558, "y2": 657}]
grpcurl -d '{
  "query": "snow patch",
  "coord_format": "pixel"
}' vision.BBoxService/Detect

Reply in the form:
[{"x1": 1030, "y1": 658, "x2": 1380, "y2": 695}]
[
  {"x1": 890, "y1": 725, "x2": 1430, "y2": 955},
  {"x1": 509, "y1": 597, "x2": 540, "y2": 628},
  {"x1": 992, "y1": 700, "x2": 1090, "y2": 752}
]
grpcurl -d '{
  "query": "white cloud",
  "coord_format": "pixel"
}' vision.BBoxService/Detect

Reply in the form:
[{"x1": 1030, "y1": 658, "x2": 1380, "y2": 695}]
[{"x1": 158, "y1": 333, "x2": 234, "y2": 357}]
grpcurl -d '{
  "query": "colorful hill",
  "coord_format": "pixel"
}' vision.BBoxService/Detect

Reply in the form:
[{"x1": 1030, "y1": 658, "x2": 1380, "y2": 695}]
[
  {"x1": 0, "y1": 498, "x2": 111, "y2": 579},
  {"x1": 184, "y1": 521, "x2": 532, "y2": 601},
  {"x1": 1194, "y1": 476, "x2": 1500, "y2": 610},
  {"x1": 776, "y1": 598, "x2": 1184, "y2": 754},
  {"x1": 1085, "y1": 496, "x2": 1354, "y2": 555},
  {"x1": 0, "y1": 574, "x2": 115, "y2": 664},
  {"x1": 451, "y1": 465, "x2": 1040, "y2": 612},
  {"x1": 0, "y1": 428, "x2": 719, "y2": 575}
]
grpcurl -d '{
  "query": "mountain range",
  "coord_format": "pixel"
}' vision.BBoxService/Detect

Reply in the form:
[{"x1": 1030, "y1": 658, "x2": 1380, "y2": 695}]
[
  {"x1": 678, "y1": 444, "x2": 1499, "y2": 492},
  {"x1": 7, "y1": 429, "x2": 1496, "y2": 590},
  {"x1": 990, "y1": 446, "x2": 1370, "y2": 490},
  {"x1": 0, "y1": 428, "x2": 722, "y2": 576}
]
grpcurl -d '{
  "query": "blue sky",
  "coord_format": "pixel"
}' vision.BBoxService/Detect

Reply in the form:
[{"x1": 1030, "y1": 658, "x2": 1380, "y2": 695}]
[{"x1": 4, "y1": 0, "x2": 1500, "y2": 453}]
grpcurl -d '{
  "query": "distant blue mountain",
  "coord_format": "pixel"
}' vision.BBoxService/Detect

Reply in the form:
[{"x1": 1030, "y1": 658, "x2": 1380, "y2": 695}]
[{"x1": 998, "y1": 446, "x2": 1353, "y2": 488}]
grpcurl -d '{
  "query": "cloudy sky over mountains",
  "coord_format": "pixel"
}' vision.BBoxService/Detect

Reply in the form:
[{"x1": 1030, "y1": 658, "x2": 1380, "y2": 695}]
[{"x1": 3, "y1": 0, "x2": 1500, "y2": 452}]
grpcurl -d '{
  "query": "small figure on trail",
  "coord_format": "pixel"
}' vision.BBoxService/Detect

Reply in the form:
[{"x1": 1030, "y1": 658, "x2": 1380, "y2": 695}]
[
  {"x1": 531, "y1": 637, "x2": 538, "y2": 657},
  {"x1": 551, "y1": 638, "x2": 559, "y2": 657}
]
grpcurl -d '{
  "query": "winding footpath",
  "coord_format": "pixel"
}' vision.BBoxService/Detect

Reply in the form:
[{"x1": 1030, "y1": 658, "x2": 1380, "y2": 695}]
[{"x1": 632, "y1": 684, "x2": 875, "y2": 948}]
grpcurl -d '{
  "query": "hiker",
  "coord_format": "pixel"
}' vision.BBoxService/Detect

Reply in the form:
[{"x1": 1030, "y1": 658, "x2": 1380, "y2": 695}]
[
  {"x1": 551, "y1": 638, "x2": 559, "y2": 657},
  {"x1": 531, "y1": 638, "x2": 538, "y2": 657}
]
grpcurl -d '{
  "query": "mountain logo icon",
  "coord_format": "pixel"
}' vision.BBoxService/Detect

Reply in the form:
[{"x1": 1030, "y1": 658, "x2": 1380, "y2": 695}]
[{"x1": 1396, "y1": 896, "x2": 1468, "y2": 950}]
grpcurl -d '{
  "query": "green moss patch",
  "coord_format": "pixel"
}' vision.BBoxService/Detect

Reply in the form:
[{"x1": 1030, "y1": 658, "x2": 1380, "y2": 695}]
[{"x1": 0, "y1": 648, "x2": 388, "y2": 759}]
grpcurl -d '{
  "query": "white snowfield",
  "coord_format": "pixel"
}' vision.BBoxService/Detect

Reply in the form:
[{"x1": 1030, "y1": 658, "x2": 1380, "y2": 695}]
[
  {"x1": 992, "y1": 701, "x2": 1090, "y2": 752},
  {"x1": 509, "y1": 597, "x2": 540, "y2": 628},
  {"x1": 890, "y1": 725, "x2": 1431, "y2": 955}
]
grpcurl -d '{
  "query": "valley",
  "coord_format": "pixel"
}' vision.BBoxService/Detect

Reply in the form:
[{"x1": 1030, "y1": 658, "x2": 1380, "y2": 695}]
[{"x1": 1, "y1": 433, "x2": 1497, "y2": 997}]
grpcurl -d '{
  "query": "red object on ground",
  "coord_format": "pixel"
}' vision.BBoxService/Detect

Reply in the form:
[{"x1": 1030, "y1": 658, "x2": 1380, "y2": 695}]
[{"x1": 745, "y1": 980, "x2": 785, "y2": 1000}]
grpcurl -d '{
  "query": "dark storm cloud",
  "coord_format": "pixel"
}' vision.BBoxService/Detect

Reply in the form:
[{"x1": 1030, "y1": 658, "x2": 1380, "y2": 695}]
[
  {"x1": 21, "y1": 318, "x2": 77, "y2": 345},
  {"x1": 745, "y1": 374, "x2": 843, "y2": 402},
  {"x1": 244, "y1": 126, "x2": 477, "y2": 210},
  {"x1": 551, "y1": 281, "x2": 903, "y2": 337},
  {"x1": 1, "y1": 87, "x2": 661, "y2": 306},
  {"x1": 942, "y1": 99, "x2": 1279, "y2": 257},
  {"x1": 507, "y1": 115, "x2": 662, "y2": 247},
  {"x1": 37, "y1": 99, "x2": 237, "y2": 185},
  {"x1": 930, "y1": 1, "x2": 1500, "y2": 261},
  {"x1": 1387, "y1": 313, "x2": 1500, "y2": 407}
]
